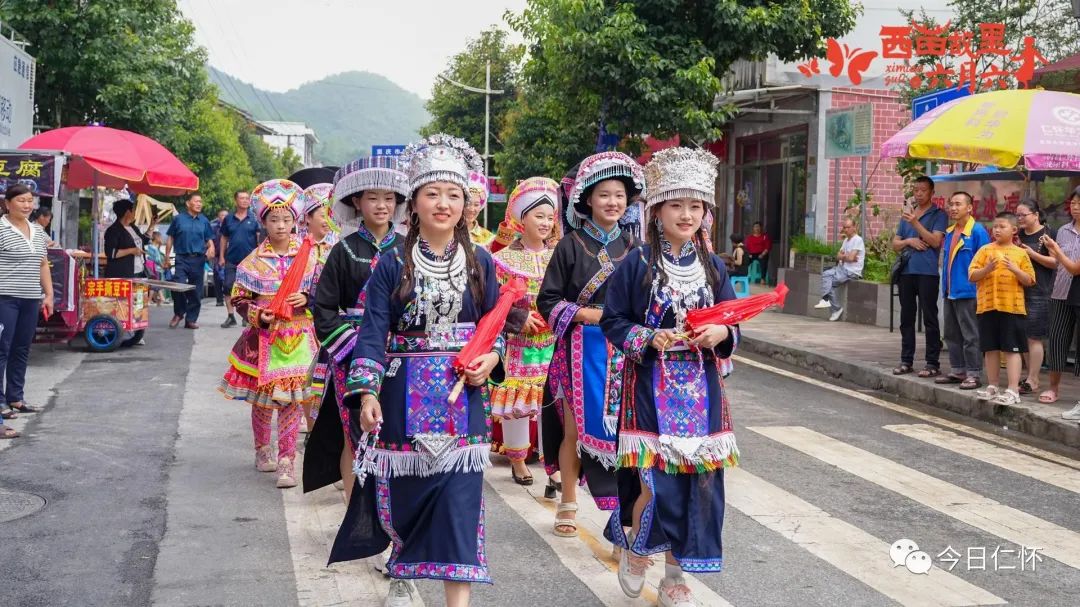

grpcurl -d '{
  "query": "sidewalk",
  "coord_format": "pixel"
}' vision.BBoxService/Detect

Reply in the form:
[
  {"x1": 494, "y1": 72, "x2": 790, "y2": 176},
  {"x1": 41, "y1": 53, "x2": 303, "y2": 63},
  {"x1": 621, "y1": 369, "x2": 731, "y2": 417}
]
[{"x1": 739, "y1": 309, "x2": 1080, "y2": 449}]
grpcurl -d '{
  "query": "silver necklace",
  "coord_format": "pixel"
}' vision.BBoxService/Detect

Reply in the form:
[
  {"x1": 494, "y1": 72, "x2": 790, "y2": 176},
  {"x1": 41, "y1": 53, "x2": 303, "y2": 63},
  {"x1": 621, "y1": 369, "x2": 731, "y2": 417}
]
[
  {"x1": 655, "y1": 252, "x2": 711, "y2": 333},
  {"x1": 412, "y1": 240, "x2": 467, "y2": 348}
]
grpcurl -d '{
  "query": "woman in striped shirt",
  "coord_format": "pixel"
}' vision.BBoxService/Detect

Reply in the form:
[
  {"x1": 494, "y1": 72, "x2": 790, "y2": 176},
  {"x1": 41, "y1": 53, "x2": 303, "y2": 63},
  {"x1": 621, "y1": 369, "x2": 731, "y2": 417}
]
[{"x1": 0, "y1": 184, "x2": 54, "y2": 437}]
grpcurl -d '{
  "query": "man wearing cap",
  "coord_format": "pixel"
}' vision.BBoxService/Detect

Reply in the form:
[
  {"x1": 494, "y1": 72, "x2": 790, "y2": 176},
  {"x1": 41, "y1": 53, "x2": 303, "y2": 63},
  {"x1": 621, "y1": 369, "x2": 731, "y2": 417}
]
[
  {"x1": 165, "y1": 193, "x2": 215, "y2": 329},
  {"x1": 219, "y1": 190, "x2": 259, "y2": 328}
]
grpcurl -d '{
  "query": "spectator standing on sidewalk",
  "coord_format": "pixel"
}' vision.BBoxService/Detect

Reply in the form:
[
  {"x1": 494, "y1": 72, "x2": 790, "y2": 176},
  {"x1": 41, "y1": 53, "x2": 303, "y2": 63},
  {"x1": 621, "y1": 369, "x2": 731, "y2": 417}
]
[
  {"x1": 936, "y1": 192, "x2": 990, "y2": 390},
  {"x1": 103, "y1": 198, "x2": 156, "y2": 348},
  {"x1": 1015, "y1": 199, "x2": 1056, "y2": 396},
  {"x1": 219, "y1": 190, "x2": 259, "y2": 328},
  {"x1": 165, "y1": 193, "x2": 215, "y2": 330},
  {"x1": 210, "y1": 209, "x2": 229, "y2": 307},
  {"x1": 892, "y1": 176, "x2": 948, "y2": 378},
  {"x1": 0, "y1": 184, "x2": 54, "y2": 437},
  {"x1": 968, "y1": 212, "x2": 1035, "y2": 405},
  {"x1": 1041, "y1": 188, "x2": 1080, "y2": 420},
  {"x1": 814, "y1": 218, "x2": 864, "y2": 321}
]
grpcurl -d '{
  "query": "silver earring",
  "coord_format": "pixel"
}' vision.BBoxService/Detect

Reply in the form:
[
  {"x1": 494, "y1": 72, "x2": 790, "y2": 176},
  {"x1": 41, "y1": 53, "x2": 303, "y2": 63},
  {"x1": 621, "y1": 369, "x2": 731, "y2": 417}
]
[{"x1": 655, "y1": 218, "x2": 663, "y2": 230}]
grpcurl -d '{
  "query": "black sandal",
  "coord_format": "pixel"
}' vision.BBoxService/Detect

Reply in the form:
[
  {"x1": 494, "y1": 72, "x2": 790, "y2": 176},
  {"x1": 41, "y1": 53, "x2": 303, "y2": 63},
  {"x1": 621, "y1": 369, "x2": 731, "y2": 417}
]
[
  {"x1": 1, "y1": 409, "x2": 16, "y2": 420},
  {"x1": 1018, "y1": 381, "x2": 1034, "y2": 395},
  {"x1": 512, "y1": 468, "x2": 534, "y2": 486},
  {"x1": 892, "y1": 364, "x2": 914, "y2": 375},
  {"x1": 7, "y1": 402, "x2": 40, "y2": 413},
  {"x1": 917, "y1": 367, "x2": 941, "y2": 378},
  {"x1": 544, "y1": 478, "x2": 560, "y2": 499}
]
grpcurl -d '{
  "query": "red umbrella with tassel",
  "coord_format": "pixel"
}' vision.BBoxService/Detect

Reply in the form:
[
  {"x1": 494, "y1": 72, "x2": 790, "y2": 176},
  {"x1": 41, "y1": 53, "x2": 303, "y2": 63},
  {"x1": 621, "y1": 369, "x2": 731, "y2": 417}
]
[
  {"x1": 686, "y1": 283, "x2": 789, "y2": 330},
  {"x1": 446, "y1": 276, "x2": 529, "y2": 404}
]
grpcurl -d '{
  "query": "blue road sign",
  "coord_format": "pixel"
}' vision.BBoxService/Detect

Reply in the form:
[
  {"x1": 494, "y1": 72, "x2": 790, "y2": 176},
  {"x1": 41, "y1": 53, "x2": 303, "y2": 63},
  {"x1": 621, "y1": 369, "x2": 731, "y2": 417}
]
[
  {"x1": 371, "y1": 145, "x2": 406, "y2": 157},
  {"x1": 911, "y1": 87, "x2": 972, "y2": 119}
]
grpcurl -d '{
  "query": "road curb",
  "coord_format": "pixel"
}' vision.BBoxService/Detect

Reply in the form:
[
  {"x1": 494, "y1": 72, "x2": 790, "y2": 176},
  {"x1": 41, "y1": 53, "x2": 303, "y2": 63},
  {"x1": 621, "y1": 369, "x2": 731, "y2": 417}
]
[{"x1": 739, "y1": 333, "x2": 1080, "y2": 450}]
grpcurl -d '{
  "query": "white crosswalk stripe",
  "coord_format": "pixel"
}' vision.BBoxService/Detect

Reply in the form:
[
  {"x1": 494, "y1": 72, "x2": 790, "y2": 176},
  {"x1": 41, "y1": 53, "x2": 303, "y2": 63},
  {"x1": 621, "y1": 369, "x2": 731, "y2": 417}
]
[
  {"x1": 726, "y1": 468, "x2": 1005, "y2": 606},
  {"x1": 749, "y1": 425, "x2": 1080, "y2": 570},
  {"x1": 884, "y1": 423, "x2": 1080, "y2": 495}
]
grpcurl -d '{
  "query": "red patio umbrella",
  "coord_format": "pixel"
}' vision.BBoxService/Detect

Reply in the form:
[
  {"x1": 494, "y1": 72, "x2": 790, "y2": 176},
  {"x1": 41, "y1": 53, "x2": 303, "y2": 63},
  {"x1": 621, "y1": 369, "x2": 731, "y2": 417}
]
[{"x1": 20, "y1": 125, "x2": 199, "y2": 195}]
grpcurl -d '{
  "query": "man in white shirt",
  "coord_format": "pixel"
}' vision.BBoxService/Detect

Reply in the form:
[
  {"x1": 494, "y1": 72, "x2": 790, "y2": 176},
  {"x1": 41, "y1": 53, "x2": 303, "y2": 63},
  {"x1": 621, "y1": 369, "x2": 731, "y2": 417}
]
[{"x1": 815, "y1": 218, "x2": 865, "y2": 321}]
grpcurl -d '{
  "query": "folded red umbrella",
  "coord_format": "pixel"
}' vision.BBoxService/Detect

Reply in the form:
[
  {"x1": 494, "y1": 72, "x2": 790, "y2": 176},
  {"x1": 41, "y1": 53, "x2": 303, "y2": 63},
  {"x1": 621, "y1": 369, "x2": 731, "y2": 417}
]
[
  {"x1": 686, "y1": 283, "x2": 789, "y2": 331},
  {"x1": 446, "y1": 276, "x2": 528, "y2": 404},
  {"x1": 266, "y1": 236, "x2": 315, "y2": 321}
]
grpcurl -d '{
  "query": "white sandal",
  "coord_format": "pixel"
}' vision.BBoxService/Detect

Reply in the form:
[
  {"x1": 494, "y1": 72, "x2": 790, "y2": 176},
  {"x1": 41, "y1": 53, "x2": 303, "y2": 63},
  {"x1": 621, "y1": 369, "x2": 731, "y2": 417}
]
[
  {"x1": 975, "y1": 385, "x2": 1000, "y2": 400},
  {"x1": 992, "y1": 389, "x2": 1021, "y2": 406},
  {"x1": 554, "y1": 502, "x2": 579, "y2": 537}
]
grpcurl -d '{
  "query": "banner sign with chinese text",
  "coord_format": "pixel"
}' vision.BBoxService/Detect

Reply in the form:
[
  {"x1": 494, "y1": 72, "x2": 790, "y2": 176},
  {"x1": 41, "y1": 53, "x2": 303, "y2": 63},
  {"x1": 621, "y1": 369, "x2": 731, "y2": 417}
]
[
  {"x1": 797, "y1": 22, "x2": 1048, "y2": 91},
  {"x1": 0, "y1": 153, "x2": 60, "y2": 197}
]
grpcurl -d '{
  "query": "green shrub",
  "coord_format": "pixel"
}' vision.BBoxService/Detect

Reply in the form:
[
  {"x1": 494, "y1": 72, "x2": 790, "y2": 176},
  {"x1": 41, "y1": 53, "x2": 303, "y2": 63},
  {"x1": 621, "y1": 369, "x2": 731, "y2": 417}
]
[{"x1": 791, "y1": 234, "x2": 840, "y2": 256}]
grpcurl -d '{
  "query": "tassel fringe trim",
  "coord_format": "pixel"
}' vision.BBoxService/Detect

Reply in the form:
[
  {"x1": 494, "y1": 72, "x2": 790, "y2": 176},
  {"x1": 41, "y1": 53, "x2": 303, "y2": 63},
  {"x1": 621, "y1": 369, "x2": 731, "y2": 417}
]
[
  {"x1": 577, "y1": 439, "x2": 618, "y2": 471},
  {"x1": 617, "y1": 431, "x2": 739, "y2": 474},
  {"x1": 357, "y1": 443, "x2": 493, "y2": 479}
]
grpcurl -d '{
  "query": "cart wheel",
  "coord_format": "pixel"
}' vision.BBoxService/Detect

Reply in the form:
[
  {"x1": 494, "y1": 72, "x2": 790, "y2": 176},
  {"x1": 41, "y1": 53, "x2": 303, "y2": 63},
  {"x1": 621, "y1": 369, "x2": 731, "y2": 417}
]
[{"x1": 84, "y1": 315, "x2": 123, "y2": 353}]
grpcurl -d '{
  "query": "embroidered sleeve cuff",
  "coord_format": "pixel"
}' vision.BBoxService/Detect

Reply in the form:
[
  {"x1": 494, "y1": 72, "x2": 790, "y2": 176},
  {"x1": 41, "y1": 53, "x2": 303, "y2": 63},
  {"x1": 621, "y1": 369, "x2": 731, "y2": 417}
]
[
  {"x1": 492, "y1": 333, "x2": 507, "y2": 361},
  {"x1": 714, "y1": 324, "x2": 739, "y2": 359},
  {"x1": 345, "y1": 357, "x2": 385, "y2": 398},
  {"x1": 323, "y1": 325, "x2": 359, "y2": 364},
  {"x1": 622, "y1": 325, "x2": 655, "y2": 362},
  {"x1": 548, "y1": 301, "x2": 581, "y2": 340},
  {"x1": 246, "y1": 303, "x2": 263, "y2": 328}
]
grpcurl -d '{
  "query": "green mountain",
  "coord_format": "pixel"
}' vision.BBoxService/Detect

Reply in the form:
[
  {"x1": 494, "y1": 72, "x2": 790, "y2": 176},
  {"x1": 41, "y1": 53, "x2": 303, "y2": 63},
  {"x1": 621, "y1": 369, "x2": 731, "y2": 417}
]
[{"x1": 209, "y1": 67, "x2": 429, "y2": 166}]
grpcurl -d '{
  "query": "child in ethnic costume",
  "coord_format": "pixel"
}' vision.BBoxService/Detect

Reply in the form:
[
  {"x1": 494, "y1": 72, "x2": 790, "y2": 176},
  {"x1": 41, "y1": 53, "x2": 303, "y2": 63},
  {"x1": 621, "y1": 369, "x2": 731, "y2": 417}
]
[
  {"x1": 304, "y1": 157, "x2": 409, "y2": 500},
  {"x1": 220, "y1": 179, "x2": 320, "y2": 489},
  {"x1": 299, "y1": 182, "x2": 339, "y2": 432},
  {"x1": 601, "y1": 148, "x2": 738, "y2": 607},
  {"x1": 537, "y1": 151, "x2": 644, "y2": 537},
  {"x1": 330, "y1": 134, "x2": 503, "y2": 607},
  {"x1": 490, "y1": 177, "x2": 561, "y2": 485},
  {"x1": 465, "y1": 170, "x2": 495, "y2": 248}
]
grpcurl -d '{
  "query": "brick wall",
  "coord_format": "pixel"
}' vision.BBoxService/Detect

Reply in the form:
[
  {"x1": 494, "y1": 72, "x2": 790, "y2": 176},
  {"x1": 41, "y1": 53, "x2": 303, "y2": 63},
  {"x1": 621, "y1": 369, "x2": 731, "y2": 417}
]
[{"x1": 827, "y1": 87, "x2": 909, "y2": 243}]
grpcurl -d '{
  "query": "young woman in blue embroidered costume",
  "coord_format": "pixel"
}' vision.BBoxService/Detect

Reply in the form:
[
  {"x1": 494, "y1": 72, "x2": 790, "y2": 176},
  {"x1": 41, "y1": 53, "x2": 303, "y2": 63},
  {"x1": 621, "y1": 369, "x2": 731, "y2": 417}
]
[
  {"x1": 490, "y1": 177, "x2": 561, "y2": 485},
  {"x1": 329, "y1": 134, "x2": 503, "y2": 607},
  {"x1": 303, "y1": 157, "x2": 409, "y2": 501},
  {"x1": 601, "y1": 148, "x2": 738, "y2": 607},
  {"x1": 537, "y1": 151, "x2": 644, "y2": 538},
  {"x1": 219, "y1": 179, "x2": 320, "y2": 489}
]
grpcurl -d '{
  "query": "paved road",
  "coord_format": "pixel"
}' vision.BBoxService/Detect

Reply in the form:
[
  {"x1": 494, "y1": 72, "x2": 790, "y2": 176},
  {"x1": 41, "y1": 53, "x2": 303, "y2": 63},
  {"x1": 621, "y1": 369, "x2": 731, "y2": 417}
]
[{"x1": 2, "y1": 303, "x2": 1078, "y2": 606}]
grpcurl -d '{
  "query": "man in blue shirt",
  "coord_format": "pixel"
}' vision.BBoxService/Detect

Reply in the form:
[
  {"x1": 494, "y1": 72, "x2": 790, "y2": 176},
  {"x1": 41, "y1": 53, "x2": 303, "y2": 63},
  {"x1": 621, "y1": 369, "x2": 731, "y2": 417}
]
[
  {"x1": 218, "y1": 189, "x2": 260, "y2": 328},
  {"x1": 210, "y1": 209, "x2": 229, "y2": 307},
  {"x1": 891, "y1": 176, "x2": 948, "y2": 377},
  {"x1": 938, "y1": 192, "x2": 990, "y2": 389},
  {"x1": 165, "y1": 193, "x2": 215, "y2": 329}
]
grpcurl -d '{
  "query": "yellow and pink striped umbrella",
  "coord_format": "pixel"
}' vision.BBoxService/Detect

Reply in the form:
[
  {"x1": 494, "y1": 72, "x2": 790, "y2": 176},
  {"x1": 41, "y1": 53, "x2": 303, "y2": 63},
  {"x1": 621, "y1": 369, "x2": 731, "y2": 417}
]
[{"x1": 881, "y1": 89, "x2": 1080, "y2": 170}]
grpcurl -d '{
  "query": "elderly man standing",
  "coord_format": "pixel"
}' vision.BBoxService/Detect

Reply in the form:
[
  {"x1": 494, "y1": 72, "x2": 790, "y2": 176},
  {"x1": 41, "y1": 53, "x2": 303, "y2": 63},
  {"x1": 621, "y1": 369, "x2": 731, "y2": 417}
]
[
  {"x1": 814, "y1": 218, "x2": 865, "y2": 321},
  {"x1": 892, "y1": 176, "x2": 949, "y2": 377},
  {"x1": 218, "y1": 190, "x2": 259, "y2": 328},
  {"x1": 165, "y1": 193, "x2": 215, "y2": 329}
]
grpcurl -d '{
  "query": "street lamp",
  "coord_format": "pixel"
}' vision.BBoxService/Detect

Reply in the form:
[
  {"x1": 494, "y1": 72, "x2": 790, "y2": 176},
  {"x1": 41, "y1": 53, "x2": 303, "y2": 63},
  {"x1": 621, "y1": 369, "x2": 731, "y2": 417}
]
[{"x1": 437, "y1": 60, "x2": 505, "y2": 225}]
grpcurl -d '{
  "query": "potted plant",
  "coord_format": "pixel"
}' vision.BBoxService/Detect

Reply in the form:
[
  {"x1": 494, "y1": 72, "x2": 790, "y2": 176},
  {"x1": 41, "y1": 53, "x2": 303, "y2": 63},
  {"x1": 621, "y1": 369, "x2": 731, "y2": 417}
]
[{"x1": 790, "y1": 234, "x2": 838, "y2": 274}]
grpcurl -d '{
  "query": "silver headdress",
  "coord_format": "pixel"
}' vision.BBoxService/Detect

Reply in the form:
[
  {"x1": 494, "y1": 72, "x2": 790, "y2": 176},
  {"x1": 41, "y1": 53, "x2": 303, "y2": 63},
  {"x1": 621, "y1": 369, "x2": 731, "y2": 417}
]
[
  {"x1": 399, "y1": 134, "x2": 483, "y2": 201},
  {"x1": 566, "y1": 151, "x2": 646, "y2": 229},
  {"x1": 333, "y1": 156, "x2": 410, "y2": 202},
  {"x1": 643, "y1": 147, "x2": 719, "y2": 212}
]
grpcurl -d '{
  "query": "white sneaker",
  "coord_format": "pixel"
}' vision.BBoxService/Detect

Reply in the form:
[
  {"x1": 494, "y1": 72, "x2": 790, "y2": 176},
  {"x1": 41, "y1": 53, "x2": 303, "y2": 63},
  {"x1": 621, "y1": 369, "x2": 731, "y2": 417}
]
[
  {"x1": 384, "y1": 579, "x2": 416, "y2": 607},
  {"x1": 1063, "y1": 403, "x2": 1080, "y2": 421},
  {"x1": 618, "y1": 546, "x2": 653, "y2": 598},
  {"x1": 814, "y1": 298, "x2": 831, "y2": 309},
  {"x1": 829, "y1": 307, "x2": 843, "y2": 321},
  {"x1": 658, "y1": 578, "x2": 695, "y2": 607}
]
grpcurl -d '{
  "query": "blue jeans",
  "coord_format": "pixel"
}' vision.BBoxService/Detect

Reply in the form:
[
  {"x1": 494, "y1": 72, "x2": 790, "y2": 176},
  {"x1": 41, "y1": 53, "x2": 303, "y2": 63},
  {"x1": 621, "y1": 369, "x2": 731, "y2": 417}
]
[
  {"x1": 172, "y1": 254, "x2": 205, "y2": 323},
  {"x1": 0, "y1": 295, "x2": 41, "y2": 404}
]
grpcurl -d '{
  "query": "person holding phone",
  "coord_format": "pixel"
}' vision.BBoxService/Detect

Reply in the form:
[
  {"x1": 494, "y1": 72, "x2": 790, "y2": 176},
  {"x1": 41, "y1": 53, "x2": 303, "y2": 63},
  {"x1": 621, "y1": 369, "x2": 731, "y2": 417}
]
[{"x1": 891, "y1": 176, "x2": 948, "y2": 378}]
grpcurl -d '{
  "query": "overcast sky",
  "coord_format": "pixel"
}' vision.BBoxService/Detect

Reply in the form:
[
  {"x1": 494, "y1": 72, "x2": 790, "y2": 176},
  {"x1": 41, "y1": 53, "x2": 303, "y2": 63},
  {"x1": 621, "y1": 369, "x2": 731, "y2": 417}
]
[{"x1": 177, "y1": 0, "x2": 528, "y2": 99}]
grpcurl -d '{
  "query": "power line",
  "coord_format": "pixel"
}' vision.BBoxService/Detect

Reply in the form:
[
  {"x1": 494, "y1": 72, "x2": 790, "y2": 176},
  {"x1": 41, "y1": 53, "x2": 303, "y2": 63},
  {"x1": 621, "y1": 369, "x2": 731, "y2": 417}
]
[{"x1": 195, "y1": 0, "x2": 281, "y2": 121}]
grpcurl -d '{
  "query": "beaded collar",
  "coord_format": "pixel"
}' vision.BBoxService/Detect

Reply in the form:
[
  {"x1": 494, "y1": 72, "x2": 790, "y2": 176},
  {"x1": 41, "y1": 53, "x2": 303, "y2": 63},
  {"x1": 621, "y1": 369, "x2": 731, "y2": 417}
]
[
  {"x1": 582, "y1": 219, "x2": 621, "y2": 246},
  {"x1": 661, "y1": 237, "x2": 696, "y2": 261}
]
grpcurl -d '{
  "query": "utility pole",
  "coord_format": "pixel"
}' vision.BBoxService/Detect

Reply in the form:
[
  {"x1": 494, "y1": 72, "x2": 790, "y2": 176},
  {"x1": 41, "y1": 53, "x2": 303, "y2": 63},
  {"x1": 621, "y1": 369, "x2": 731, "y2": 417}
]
[{"x1": 438, "y1": 60, "x2": 504, "y2": 226}]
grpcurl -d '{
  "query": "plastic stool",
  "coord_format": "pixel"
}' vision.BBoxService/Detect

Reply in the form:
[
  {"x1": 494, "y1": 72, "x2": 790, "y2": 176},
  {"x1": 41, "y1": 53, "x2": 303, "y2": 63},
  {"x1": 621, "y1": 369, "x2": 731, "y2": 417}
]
[
  {"x1": 730, "y1": 275, "x2": 751, "y2": 298},
  {"x1": 747, "y1": 260, "x2": 763, "y2": 284}
]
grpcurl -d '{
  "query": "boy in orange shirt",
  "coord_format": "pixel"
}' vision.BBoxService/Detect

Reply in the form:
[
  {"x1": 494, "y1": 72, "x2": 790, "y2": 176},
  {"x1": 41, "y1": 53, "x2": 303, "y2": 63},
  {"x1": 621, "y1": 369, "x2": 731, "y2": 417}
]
[{"x1": 968, "y1": 211, "x2": 1036, "y2": 405}]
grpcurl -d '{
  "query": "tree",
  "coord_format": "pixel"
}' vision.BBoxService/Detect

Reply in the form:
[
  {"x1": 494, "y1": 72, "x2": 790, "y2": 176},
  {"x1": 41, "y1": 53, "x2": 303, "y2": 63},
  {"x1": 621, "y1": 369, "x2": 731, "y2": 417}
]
[
  {"x1": 499, "y1": 0, "x2": 860, "y2": 184},
  {"x1": 167, "y1": 96, "x2": 254, "y2": 215},
  {"x1": 278, "y1": 148, "x2": 303, "y2": 176},
  {"x1": 421, "y1": 27, "x2": 523, "y2": 164},
  {"x1": 0, "y1": 0, "x2": 210, "y2": 142}
]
